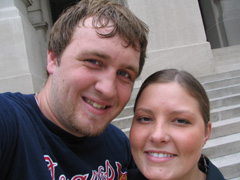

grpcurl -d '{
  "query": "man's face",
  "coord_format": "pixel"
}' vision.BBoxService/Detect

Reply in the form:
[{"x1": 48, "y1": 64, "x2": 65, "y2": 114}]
[{"x1": 46, "y1": 17, "x2": 140, "y2": 137}]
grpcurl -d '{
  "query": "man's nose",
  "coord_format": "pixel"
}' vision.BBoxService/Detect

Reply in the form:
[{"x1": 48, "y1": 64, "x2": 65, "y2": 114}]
[{"x1": 95, "y1": 70, "x2": 117, "y2": 99}]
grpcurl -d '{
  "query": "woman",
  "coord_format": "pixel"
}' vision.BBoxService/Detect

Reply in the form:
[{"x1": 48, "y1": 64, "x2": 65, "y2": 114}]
[{"x1": 128, "y1": 69, "x2": 225, "y2": 180}]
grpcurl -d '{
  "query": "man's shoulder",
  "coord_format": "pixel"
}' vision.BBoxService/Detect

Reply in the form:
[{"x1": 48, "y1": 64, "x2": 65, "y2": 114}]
[
  {"x1": 0, "y1": 92, "x2": 22, "y2": 111},
  {"x1": 100, "y1": 124, "x2": 130, "y2": 147},
  {"x1": 105, "y1": 124, "x2": 128, "y2": 138},
  {"x1": 0, "y1": 92, "x2": 29, "y2": 104},
  {"x1": 0, "y1": 92, "x2": 36, "y2": 124}
]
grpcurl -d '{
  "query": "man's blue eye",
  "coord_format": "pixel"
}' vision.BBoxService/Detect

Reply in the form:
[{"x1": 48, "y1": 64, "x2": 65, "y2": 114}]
[
  {"x1": 88, "y1": 59, "x2": 98, "y2": 64},
  {"x1": 118, "y1": 71, "x2": 129, "y2": 78},
  {"x1": 85, "y1": 59, "x2": 99, "y2": 65}
]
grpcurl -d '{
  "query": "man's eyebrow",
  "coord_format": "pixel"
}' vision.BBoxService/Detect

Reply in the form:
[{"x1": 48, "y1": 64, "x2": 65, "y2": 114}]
[
  {"x1": 81, "y1": 50, "x2": 110, "y2": 59},
  {"x1": 124, "y1": 65, "x2": 139, "y2": 76},
  {"x1": 81, "y1": 50, "x2": 139, "y2": 75}
]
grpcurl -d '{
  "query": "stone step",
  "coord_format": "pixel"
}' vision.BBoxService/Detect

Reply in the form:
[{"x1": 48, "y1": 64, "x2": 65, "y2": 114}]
[
  {"x1": 197, "y1": 69, "x2": 240, "y2": 84},
  {"x1": 211, "y1": 152, "x2": 240, "y2": 179},
  {"x1": 215, "y1": 58, "x2": 240, "y2": 74},
  {"x1": 122, "y1": 127, "x2": 130, "y2": 137},
  {"x1": 210, "y1": 117, "x2": 240, "y2": 139},
  {"x1": 131, "y1": 79, "x2": 142, "y2": 98},
  {"x1": 202, "y1": 76, "x2": 240, "y2": 91},
  {"x1": 131, "y1": 87, "x2": 140, "y2": 100},
  {"x1": 215, "y1": 51, "x2": 240, "y2": 73},
  {"x1": 112, "y1": 115, "x2": 133, "y2": 130},
  {"x1": 229, "y1": 177, "x2": 240, "y2": 180},
  {"x1": 203, "y1": 133, "x2": 240, "y2": 159},
  {"x1": 212, "y1": 45, "x2": 240, "y2": 62},
  {"x1": 117, "y1": 105, "x2": 134, "y2": 118},
  {"x1": 210, "y1": 104, "x2": 240, "y2": 122},
  {"x1": 206, "y1": 84, "x2": 240, "y2": 99},
  {"x1": 210, "y1": 93, "x2": 240, "y2": 110},
  {"x1": 126, "y1": 97, "x2": 136, "y2": 106}
]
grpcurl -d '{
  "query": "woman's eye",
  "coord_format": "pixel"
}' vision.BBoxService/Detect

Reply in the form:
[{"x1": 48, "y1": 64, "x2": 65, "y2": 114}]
[
  {"x1": 136, "y1": 116, "x2": 152, "y2": 122},
  {"x1": 175, "y1": 119, "x2": 190, "y2": 125}
]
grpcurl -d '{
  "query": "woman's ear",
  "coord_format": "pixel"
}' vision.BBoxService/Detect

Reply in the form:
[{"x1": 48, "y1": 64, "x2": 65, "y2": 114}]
[
  {"x1": 47, "y1": 50, "x2": 58, "y2": 75},
  {"x1": 204, "y1": 121, "x2": 212, "y2": 146}
]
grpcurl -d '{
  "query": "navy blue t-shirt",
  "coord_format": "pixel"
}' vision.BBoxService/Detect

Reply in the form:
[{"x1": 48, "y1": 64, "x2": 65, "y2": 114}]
[{"x1": 0, "y1": 92, "x2": 134, "y2": 180}]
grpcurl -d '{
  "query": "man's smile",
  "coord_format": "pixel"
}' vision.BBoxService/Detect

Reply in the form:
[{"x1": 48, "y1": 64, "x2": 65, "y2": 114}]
[{"x1": 83, "y1": 97, "x2": 110, "y2": 110}]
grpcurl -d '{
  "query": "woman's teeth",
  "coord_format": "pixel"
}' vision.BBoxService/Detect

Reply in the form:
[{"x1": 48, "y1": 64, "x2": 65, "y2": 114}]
[{"x1": 148, "y1": 152, "x2": 174, "y2": 158}]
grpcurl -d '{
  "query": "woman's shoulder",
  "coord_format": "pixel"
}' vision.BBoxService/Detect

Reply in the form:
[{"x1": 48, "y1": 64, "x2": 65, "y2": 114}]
[{"x1": 199, "y1": 156, "x2": 226, "y2": 180}]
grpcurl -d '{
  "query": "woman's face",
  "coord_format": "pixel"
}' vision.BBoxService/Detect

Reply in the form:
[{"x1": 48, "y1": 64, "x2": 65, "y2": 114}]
[{"x1": 130, "y1": 82, "x2": 211, "y2": 180}]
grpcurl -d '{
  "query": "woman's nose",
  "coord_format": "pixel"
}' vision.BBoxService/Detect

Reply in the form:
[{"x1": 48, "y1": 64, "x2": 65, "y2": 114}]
[{"x1": 149, "y1": 122, "x2": 170, "y2": 143}]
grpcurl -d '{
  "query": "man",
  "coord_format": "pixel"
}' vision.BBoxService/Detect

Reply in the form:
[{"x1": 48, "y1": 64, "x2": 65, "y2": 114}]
[{"x1": 0, "y1": 0, "x2": 148, "y2": 179}]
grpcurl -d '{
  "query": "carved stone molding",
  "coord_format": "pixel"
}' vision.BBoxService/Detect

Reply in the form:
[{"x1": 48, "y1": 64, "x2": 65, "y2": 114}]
[
  {"x1": 33, "y1": 22, "x2": 48, "y2": 30},
  {"x1": 22, "y1": 0, "x2": 33, "y2": 7}
]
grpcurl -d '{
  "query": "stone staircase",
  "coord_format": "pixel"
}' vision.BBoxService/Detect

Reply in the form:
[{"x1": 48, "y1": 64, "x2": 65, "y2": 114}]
[
  {"x1": 199, "y1": 69, "x2": 240, "y2": 180},
  {"x1": 111, "y1": 45, "x2": 240, "y2": 179}
]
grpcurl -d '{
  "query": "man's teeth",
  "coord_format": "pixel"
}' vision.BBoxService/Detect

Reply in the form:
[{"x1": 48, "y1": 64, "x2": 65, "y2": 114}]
[
  {"x1": 86, "y1": 99, "x2": 107, "y2": 109},
  {"x1": 148, "y1": 152, "x2": 173, "y2": 158}
]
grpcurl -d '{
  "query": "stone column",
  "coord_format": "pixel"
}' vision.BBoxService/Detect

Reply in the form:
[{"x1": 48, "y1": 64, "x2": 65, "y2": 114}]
[
  {"x1": 220, "y1": 0, "x2": 240, "y2": 47},
  {"x1": 0, "y1": 0, "x2": 49, "y2": 93},
  {"x1": 127, "y1": 0, "x2": 215, "y2": 80},
  {"x1": 199, "y1": 0, "x2": 240, "y2": 49}
]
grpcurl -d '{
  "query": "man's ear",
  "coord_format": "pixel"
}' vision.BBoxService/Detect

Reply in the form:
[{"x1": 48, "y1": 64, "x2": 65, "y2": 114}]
[{"x1": 47, "y1": 50, "x2": 57, "y2": 75}]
